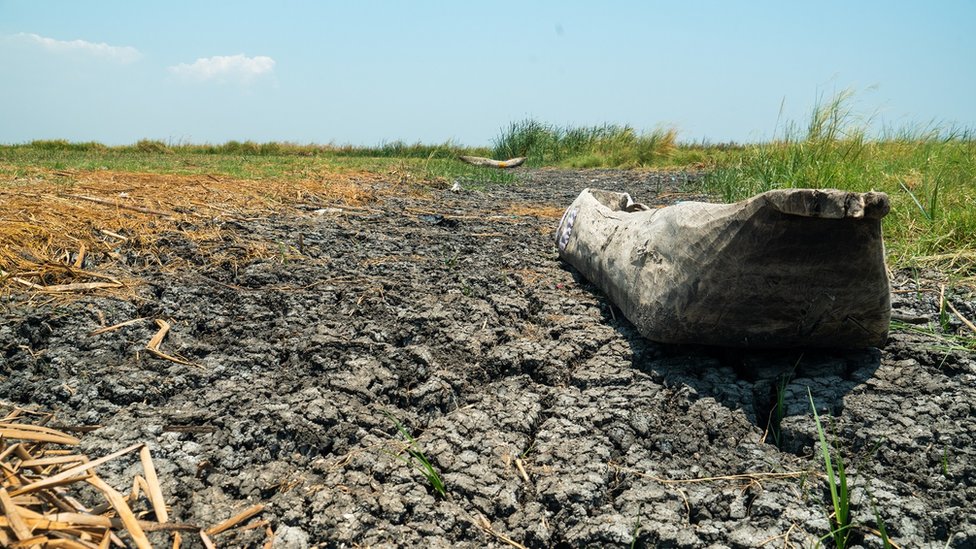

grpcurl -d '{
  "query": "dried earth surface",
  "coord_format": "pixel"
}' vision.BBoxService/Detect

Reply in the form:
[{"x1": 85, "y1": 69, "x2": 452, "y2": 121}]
[{"x1": 2, "y1": 168, "x2": 975, "y2": 548}]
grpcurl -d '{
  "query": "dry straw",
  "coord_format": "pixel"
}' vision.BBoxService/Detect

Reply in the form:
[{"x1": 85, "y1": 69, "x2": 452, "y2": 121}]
[
  {"x1": 0, "y1": 406, "x2": 270, "y2": 548},
  {"x1": 0, "y1": 167, "x2": 386, "y2": 297}
]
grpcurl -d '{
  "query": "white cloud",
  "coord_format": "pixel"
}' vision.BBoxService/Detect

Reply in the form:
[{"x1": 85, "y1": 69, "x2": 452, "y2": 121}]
[
  {"x1": 13, "y1": 32, "x2": 141, "y2": 63},
  {"x1": 168, "y1": 54, "x2": 275, "y2": 83}
]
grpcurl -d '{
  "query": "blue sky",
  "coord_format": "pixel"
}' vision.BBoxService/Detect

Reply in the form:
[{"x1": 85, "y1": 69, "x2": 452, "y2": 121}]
[{"x1": 1, "y1": 1, "x2": 973, "y2": 146}]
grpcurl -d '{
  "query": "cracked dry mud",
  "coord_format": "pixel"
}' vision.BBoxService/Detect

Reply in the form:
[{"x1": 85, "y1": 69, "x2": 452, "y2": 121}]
[{"x1": 2, "y1": 169, "x2": 975, "y2": 548}]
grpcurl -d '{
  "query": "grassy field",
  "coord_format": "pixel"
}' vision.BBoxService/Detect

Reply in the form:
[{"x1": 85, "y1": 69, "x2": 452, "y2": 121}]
[
  {"x1": 2, "y1": 93, "x2": 973, "y2": 282},
  {"x1": 0, "y1": 139, "x2": 515, "y2": 186}
]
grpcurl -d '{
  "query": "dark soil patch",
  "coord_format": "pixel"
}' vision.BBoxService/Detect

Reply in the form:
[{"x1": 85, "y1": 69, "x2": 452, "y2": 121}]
[{"x1": 2, "y1": 169, "x2": 975, "y2": 547}]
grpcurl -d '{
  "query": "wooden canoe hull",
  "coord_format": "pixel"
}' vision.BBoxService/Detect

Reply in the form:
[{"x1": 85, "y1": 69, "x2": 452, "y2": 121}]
[{"x1": 557, "y1": 188, "x2": 892, "y2": 348}]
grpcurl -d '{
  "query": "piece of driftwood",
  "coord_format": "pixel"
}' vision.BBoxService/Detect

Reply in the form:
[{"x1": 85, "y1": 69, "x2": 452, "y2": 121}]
[
  {"x1": 556, "y1": 188, "x2": 892, "y2": 348},
  {"x1": 458, "y1": 156, "x2": 526, "y2": 169}
]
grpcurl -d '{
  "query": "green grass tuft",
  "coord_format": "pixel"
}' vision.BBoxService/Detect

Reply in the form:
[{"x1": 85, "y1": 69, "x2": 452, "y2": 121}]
[
  {"x1": 941, "y1": 446, "x2": 950, "y2": 478},
  {"x1": 133, "y1": 139, "x2": 172, "y2": 154},
  {"x1": 29, "y1": 139, "x2": 108, "y2": 152},
  {"x1": 809, "y1": 388, "x2": 852, "y2": 548},
  {"x1": 380, "y1": 410, "x2": 447, "y2": 498},
  {"x1": 768, "y1": 373, "x2": 789, "y2": 449}
]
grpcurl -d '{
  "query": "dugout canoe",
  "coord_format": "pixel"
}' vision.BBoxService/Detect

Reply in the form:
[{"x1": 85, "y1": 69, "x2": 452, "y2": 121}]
[{"x1": 556, "y1": 188, "x2": 891, "y2": 348}]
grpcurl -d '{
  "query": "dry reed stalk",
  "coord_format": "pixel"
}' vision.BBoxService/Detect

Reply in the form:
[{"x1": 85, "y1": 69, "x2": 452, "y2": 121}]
[
  {"x1": 0, "y1": 488, "x2": 34, "y2": 543},
  {"x1": 474, "y1": 514, "x2": 527, "y2": 549},
  {"x1": 0, "y1": 425, "x2": 80, "y2": 447},
  {"x1": 84, "y1": 477, "x2": 152, "y2": 549},
  {"x1": 514, "y1": 458, "x2": 530, "y2": 483},
  {"x1": 944, "y1": 298, "x2": 976, "y2": 334},
  {"x1": 144, "y1": 319, "x2": 197, "y2": 367},
  {"x1": 1, "y1": 408, "x2": 267, "y2": 547},
  {"x1": 204, "y1": 504, "x2": 265, "y2": 537},
  {"x1": 98, "y1": 229, "x2": 127, "y2": 241},
  {"x1": 71, "y1": 245, "x2": 86, "y2": 269},
  {"x1": 10, "y1": 444, "x2": 144, "y2": 498},
  {"x1": 12, "y1": 279, "x2": 123, "y2": 293},
  {"x1": 139, "y1": 447, "x2": 168, "y2": 524},
  {"x1": 199, "y1": 529, "x2": 217, "y2": 548},
  {"x1": 89, "y1": 317, "x2": 148, "y2": 336}
]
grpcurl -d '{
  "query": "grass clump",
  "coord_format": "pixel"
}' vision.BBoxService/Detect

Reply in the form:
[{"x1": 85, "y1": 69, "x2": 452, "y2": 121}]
[
  {"x1": 809, "y1": 388, "x2": 852, "y2": 548},
  {"x1": 492, "y1": 119, "x2": 678, "y2": 168},
  {"x1": 808, "y1": 390, "x2": 897, "y2": 549},
  {"x1": 767, "y1": 373, "x2": 790, "y2": 449},
  {"x1": 380, "y1": 410, "x2": 447, "y2": 498},
  {"x1": 133, "y1": 139, "x2": 172, "y2": 154},
  {"x1": 701, "y1": 91, "x2": 976, "y2": 280},
  {"x1": 29, "y1": 139, "x2": 108, "y2": 152}
]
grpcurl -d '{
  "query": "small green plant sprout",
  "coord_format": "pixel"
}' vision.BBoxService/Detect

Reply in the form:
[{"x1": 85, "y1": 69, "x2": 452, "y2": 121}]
[
  {"x1": 941, "y1": 446, "x2": 950, "y2": 478},
  {"x1": 277, "y1": 242, "x2": 289, "y2": 264},
  {"x1": 630, "y1": 502, "x2": 643, "y2": 549},
  {"x1": 768, "y1": 374, "x2": 788, "y2": 448},
  {"x1": 808, "y1": 388, "x2": 852, "y2": 549},
  {"x1": 380, "y1": 410, "x2": 447, "y2": 497},
  {"x1": 938, "y1": 285, "x2": 952, "y2": 333},
  {"x1": 763, "y1": 374, "x2": 789, "y2": 448},
  {"x1": 765, "y1": 354, "x2": 801, "y2": 449},
  {"x1": 866, "y1": 487, "x2": 895, "y2": 549}
]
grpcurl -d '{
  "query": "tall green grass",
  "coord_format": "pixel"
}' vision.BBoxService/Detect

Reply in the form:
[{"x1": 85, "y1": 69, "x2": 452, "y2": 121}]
[
  {"x1": 492, "y1": 119, "x2": 679, "y2": 168},
  {"x1": 809, "y1": 389, "x2": 852, "y2": 548},
  {"x1": 702, "y1": 92, "x2": 976, "y2": 278},
  {"x1": 809, "y1": 390, "x2": 896, "y2": 548},
  {"x1": 28, "y1": 139, "x2": 109, "y2": 152}
]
